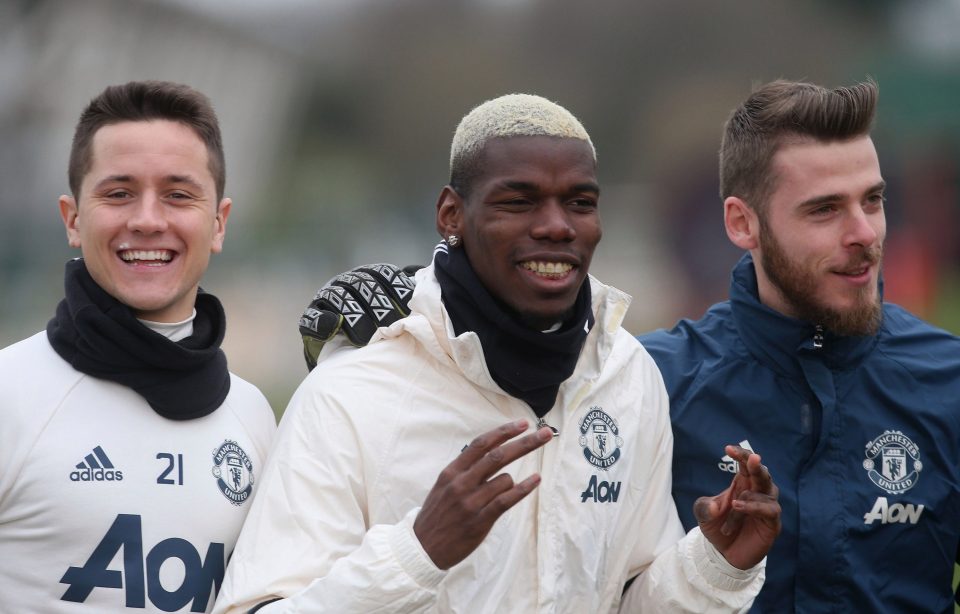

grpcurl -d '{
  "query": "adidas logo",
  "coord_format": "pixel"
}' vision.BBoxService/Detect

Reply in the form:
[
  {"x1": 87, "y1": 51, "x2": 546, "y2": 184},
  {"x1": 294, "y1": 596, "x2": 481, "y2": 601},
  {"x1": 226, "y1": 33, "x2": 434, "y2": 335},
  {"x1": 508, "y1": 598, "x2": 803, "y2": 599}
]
[
  {"x1": 717, "y1": 440, "x2": 753, "y2": 474},
  {"x1": 70, "y1": 446, "x2": 124, "y2": 482}
]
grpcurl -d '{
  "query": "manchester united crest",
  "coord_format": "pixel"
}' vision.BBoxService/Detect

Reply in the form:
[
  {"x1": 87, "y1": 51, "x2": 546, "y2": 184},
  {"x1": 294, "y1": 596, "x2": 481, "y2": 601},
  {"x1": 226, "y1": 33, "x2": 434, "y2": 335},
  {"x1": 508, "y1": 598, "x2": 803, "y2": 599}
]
[
  {"x1": 212, "y1": 440, "x2": 254, "y2": 505},
  {"x1": 862, "y1": 430, "x2": 922, "y2": 495},
  {"x1": 578, "y1": 407, "x2": 623, "y2": 470}
]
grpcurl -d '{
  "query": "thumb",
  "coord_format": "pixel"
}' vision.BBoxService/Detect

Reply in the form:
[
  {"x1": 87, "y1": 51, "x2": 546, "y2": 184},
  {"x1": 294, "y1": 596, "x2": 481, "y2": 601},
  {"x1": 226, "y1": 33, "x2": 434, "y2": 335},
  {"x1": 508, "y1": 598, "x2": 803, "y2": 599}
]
[{"x1": 693, "y1": 495, "x2": 720, "y2": 525}]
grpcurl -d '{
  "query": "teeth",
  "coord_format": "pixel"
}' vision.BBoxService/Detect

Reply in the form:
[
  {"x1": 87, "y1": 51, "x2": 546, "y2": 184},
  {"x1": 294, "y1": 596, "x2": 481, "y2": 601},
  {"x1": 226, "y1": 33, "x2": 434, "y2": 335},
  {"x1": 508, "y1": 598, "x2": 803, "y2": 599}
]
[
  {"x1": 521, "y1": 261, "x2": 573, "y2": 276},
  {"x1": 120, "y1": 250, "x2": 172, "y2": 263}
]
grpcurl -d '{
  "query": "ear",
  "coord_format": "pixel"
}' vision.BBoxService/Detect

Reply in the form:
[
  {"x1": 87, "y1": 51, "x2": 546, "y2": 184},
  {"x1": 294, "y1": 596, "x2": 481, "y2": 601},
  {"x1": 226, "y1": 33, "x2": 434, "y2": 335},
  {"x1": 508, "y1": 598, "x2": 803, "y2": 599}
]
[
  {"x1": 724, "y1": 196, "x2": 759, "y2": 251},
  {"x1": 210, "y1": 197, "x2": 232, "y2": 254},
  {"x1": 435, "y1": 186, "x2": 464, "y2": 240},
  {"x1": 59, "y1": 195, "x2": 82, "y2": 248}
]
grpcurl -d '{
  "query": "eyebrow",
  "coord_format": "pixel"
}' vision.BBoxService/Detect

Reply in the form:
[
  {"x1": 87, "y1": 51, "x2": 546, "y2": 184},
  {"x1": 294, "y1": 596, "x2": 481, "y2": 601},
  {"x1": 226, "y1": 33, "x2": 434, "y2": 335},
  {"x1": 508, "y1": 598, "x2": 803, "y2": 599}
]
[
  {"x1": 91, "y1": 174, "x2": 206, "y2": 193},
  {"x1": 92, "y1": 175, "x2": 134, "y2": 192},
  {"x1": 497, "y1": 180, "x2": 601, "y2": 196},
  {"x1": 166, "y1": 175, "x2": 205, "y2": 191},
  {"x1": 798, "y1": 180, "x2": 886, "y2": 208}
]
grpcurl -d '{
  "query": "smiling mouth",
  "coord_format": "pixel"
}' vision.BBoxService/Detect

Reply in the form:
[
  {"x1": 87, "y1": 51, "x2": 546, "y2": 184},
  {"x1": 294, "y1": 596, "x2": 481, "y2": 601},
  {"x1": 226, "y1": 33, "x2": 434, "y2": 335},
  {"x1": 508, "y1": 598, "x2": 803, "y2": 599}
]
[
  {"x1": 837, "y1": 266, "x2": 868, "y2": 276},
  {"x1": 520, "y1": 260, "x2": 574, "y2": 278},
  {"x1": 834, "y1": 260, "x2": 874, "y2": 277},
  {"x1": 119, "y1": 249, "x2": 173, "y2": 266}
]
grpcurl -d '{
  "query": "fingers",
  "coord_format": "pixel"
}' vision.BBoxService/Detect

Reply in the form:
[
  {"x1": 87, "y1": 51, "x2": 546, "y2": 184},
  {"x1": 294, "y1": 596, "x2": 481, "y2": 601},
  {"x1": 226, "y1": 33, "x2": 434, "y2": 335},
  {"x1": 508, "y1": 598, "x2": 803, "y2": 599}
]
[
  {"x1": 443, "y1": 420, "x2": 551, "y2": 521},
  {"x1": 358, "y1": 264, "x2": 417, "y2": 317},
  {"x1": 414, "y1": 422, "x2": 549, "y2": 569},
  {"x1": 731, "y1": 490, "x2": 782, "y2": 521},
  {"x1": 695, "y1": 493, "x2": 746, "y2": 536},
  {"x1": 705, "y1": 444, "x2": 780, "y2": 534},
  {"x1": 724, "y1": 444, "x2": 753, "y2": 478},
  {"x1": 477, "y1": 473, "x2": 542, "y2": 524},
  {"x1": 305, "y1": 285, "x2": 377, "y2": 346},
  {"x1": 452, "y1": 420, "x2": 530, "y2": 469},
  {"x1": 724, "y1": 444, "x2": 776, "y2": 494},
  {"x1": 720, "y1": 508, "x2": 745, "y2": 537},
  {"x1": 745, "y1": 455, "x2": 777, "y2": 497},
  {"x1": 721, "y1": 445, "x2": 780, "y2": 534},
  {"x1": 453, "y1": 421, "x2": 552, "y2": 482},
  {"x1": 467, "y1": 427, "x2": 552, "y2": 484}
]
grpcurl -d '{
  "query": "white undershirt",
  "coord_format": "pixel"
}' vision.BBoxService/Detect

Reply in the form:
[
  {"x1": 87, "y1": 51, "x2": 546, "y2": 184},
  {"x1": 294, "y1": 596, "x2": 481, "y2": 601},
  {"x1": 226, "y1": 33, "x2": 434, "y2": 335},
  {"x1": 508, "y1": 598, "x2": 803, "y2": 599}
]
[{"x1": 138, "y1": 310, "x2": 196, "y2": 342}]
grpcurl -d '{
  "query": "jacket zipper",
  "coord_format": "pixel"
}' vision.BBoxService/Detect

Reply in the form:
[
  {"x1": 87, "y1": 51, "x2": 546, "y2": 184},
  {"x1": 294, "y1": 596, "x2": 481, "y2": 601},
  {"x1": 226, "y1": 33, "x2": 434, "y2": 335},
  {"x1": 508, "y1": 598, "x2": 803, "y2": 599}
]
[
  {"x1": 536, "y1": 416, "x2": 560, "y2": 437},
  {"x1": 813, "y1": 324, "x2": 824, "y2": 349}
]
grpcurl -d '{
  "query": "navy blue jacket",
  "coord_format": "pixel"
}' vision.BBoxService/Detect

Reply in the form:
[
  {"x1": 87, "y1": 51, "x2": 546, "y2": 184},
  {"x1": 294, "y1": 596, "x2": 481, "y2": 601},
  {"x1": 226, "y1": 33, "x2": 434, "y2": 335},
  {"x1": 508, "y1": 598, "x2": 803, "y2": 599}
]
[{"x1": 639, "y1": 254, "x2": 960, "y2": 613}]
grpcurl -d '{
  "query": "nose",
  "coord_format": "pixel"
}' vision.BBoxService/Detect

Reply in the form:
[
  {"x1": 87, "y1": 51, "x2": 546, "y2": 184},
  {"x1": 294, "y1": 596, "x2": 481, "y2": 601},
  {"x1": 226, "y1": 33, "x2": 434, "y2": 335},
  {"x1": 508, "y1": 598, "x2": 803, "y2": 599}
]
[
  {"x1": 531, "y1": 200, "x2": 576, "y2": 242},
  {"x1": 127, "y1": 192, "x2": 168, "y2": 234},
  {"x1": 843, "y1": 206, "x2": 881, "y2": 249}
]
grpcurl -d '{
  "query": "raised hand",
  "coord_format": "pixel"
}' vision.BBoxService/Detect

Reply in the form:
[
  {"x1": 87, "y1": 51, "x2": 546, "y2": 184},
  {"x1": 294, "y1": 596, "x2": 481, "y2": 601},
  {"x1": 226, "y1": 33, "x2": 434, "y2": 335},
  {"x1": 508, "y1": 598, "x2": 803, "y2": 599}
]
[
  {"x1": 413, "y1": 420, "x2": 552, "y2": 570},
  {"x1": 299, "y1": 263, "x2": 419, "y2": 370},
  {"x1": 693, "y1": 444, "x2": 781, "y2": 570}
]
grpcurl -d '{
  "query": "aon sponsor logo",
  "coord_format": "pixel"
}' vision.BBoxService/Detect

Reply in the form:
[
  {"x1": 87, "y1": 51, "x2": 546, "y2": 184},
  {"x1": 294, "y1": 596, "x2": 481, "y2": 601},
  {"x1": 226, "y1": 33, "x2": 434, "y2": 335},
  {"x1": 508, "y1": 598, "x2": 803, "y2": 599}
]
[
  {"x1": 60, "y1": 514, "x2": 225, "y2": 612},
  {"x1": 863, "y1": 496, "x2": 925, "y2": 525},
  {"x1": 581, "y1": 475, "x2": 622, "y2": 503}
]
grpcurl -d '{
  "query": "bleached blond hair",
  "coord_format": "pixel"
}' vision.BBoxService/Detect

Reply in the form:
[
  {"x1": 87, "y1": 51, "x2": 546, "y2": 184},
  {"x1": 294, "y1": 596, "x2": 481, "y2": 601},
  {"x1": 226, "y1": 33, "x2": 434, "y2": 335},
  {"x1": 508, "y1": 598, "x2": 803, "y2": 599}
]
[{"x1": 449, "y1": 93, "x2": 596, "y2": 196}]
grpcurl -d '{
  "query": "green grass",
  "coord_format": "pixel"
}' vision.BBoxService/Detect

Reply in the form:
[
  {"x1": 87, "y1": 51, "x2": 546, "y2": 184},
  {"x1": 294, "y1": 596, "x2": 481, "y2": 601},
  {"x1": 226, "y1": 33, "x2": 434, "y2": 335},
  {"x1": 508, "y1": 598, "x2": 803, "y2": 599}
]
[{"x1": 954, "y1": 563, "x2": 958, "y2": 613}]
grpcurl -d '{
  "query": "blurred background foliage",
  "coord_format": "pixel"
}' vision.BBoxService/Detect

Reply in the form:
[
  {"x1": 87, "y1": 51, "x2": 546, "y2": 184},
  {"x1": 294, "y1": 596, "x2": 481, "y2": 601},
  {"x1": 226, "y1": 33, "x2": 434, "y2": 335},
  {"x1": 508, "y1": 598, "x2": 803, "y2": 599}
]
[{"x1": 1, "y1": 0, "x2": 959, "y2": 415}]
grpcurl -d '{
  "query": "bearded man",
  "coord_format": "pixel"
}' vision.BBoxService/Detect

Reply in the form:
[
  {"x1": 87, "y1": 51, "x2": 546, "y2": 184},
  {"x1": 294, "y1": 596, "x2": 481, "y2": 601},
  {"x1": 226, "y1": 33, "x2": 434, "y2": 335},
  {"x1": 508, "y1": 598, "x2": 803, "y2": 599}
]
[{"x1": 640, "y1": 79, "x2": 960, "y2": 612}]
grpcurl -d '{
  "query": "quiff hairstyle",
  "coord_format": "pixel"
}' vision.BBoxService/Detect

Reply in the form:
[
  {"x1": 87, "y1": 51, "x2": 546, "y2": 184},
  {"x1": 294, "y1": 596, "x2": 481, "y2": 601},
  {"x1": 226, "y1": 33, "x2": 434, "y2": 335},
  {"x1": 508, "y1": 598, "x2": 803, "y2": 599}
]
[
  {"x1": 68, "y1": 80, "x2": 226, "y2": 200},
  {"x1": 719, "y1": 78, "x2": 878, "y2": 213},
  {"x1": 449, "y1": 93, "x2": 596, "y2": 197}
]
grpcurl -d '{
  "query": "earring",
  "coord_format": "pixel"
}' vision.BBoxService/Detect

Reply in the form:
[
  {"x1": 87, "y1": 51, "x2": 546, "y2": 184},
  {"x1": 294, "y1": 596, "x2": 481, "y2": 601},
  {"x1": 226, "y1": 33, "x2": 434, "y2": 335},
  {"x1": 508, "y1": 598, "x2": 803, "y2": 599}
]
[{"x1": 447, "y1": 235, "x2": 461, "y2": 248}]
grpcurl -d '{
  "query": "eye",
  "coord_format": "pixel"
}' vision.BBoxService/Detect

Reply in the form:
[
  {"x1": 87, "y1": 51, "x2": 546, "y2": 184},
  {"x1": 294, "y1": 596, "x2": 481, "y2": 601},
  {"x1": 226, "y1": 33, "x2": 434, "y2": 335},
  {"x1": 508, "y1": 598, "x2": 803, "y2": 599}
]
[
  {"x1": 865, "y1": 193, "x2": 886, "y2": 209},
  {"x1": 494, "y1": 197, "x2": 534, "y2": 209},
  {"x1": 166, "y1": 190, "x2": 197, "y2": 203},
  {"x1": 809, "y1": 204, "x2": 836, "y2": 217},
  {"x1": 106, "y1": 189, "x2": 132, "y2": 200},
  {"x1": 570, "y1": 198, "x2": 598, "y2": 210}
]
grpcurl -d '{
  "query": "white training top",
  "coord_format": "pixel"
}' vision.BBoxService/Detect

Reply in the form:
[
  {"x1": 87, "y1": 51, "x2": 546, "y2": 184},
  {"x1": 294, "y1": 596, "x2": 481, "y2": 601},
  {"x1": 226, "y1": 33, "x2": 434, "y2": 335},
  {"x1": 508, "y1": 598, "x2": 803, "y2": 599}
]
[{"x1": 0, "y1": 332, "x2": 276, "y2": 612}]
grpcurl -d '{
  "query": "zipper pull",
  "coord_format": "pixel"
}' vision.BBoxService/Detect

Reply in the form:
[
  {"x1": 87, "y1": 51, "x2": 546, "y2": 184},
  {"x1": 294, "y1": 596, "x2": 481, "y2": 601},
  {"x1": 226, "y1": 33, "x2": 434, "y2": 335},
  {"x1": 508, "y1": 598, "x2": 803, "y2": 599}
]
[
  {"x1": 536, "y1": 417, "x2": 560, "y2": 437},
  {"x1": 813, "y1": 324, "x2": 824, "y2": 349}
]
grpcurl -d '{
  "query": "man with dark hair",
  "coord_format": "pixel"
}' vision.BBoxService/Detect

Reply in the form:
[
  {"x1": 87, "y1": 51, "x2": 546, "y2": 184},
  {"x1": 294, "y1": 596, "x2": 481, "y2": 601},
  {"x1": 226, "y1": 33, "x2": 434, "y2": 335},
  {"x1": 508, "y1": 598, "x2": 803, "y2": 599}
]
[
  {"x1": 641, "y1": 78, "x2": 960, "y2": 612},
  {"x1": 301, "y1": 79, "x2": 960, "y2": 612},
  {"x1": 0, "y1": 80, "x2": 276, "y2": 612},
  {"x1": 218, "y1": 93, "x2": 780, "y2": 613},
  {"x1": 67, "y1": 80, "x2": 228, "y2": 202}
]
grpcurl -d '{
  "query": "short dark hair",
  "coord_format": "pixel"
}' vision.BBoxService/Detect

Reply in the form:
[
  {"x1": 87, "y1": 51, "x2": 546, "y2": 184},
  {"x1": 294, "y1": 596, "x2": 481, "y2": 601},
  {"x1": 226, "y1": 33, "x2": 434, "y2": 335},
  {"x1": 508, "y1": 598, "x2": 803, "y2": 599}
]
[
  {"x1": 68, "y1": 80, "x2": 225, "y2": 200},
  {"x1": 719, "y1": 79, "x2": 878, "y2": 212}
]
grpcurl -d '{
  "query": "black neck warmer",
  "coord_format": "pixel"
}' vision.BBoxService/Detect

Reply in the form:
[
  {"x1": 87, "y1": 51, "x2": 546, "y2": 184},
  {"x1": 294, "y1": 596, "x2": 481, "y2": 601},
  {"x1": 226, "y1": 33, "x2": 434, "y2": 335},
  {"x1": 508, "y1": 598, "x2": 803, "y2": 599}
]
[
  {"x1": 46, "y1": 258, "x2": 231, "y2": 420},
  {"x1": 433, "y1": 244, "x2": 594, "y2": 417}
]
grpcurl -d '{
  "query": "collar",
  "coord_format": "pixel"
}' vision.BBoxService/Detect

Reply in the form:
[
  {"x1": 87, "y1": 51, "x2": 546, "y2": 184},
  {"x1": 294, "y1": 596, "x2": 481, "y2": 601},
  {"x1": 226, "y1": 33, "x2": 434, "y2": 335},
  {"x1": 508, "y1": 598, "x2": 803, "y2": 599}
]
[
  {"x1": 433, "y1": 243, "x2": 594, "y2": 417},
  {"x1": 46, "y1": 258, "x2": 231, "y2": 420},
  {"x1": 384, "y1": 261, "x2": 630, "y2": 406},
  {"x1": 730, "y1": 253, "x2": 879, "y2": 377}
]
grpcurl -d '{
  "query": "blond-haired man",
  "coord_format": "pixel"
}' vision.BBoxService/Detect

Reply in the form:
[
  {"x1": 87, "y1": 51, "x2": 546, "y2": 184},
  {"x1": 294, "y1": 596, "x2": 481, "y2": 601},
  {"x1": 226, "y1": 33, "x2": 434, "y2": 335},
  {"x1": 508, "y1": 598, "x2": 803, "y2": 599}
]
[{"x1": 216, "y1": 94, "x2": 779, "y2": 613}]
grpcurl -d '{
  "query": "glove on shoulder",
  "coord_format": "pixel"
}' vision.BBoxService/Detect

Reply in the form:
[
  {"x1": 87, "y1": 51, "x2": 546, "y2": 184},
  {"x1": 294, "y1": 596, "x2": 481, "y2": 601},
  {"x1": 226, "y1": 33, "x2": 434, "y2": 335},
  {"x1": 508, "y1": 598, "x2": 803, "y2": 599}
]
[{"x1": 299, "y1": 263, "x2": 419, "y2": 370}]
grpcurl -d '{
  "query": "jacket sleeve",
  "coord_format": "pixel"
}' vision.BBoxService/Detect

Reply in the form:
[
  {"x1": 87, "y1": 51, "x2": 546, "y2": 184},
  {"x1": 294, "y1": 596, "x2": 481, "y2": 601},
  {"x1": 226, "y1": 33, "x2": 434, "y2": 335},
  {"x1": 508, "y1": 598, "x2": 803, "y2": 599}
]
[
  {"x1": 617, "y1": 354, "x2": 765, "y2": 612},
  {"x1": 620, "y1": 528, "x2": 765, "y2": 613},
  {"x1": 212, "y1": 374, "x2": 445, "y2": 614}
]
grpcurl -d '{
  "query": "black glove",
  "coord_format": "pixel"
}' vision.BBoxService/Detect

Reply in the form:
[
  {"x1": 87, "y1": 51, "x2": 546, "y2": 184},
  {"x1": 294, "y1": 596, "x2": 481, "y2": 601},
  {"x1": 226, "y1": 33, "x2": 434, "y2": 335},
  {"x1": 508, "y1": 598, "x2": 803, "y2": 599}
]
[{"x1": 299, "y1": 263, "x2": 420, "y2": 371}]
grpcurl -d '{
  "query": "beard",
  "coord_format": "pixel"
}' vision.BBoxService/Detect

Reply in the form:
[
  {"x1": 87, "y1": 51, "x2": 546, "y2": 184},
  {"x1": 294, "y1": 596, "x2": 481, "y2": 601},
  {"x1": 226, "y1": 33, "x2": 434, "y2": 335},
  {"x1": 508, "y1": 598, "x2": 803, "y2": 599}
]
[{"x1": 759, "y1": 218, "x2": 883, "y2": 337}]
